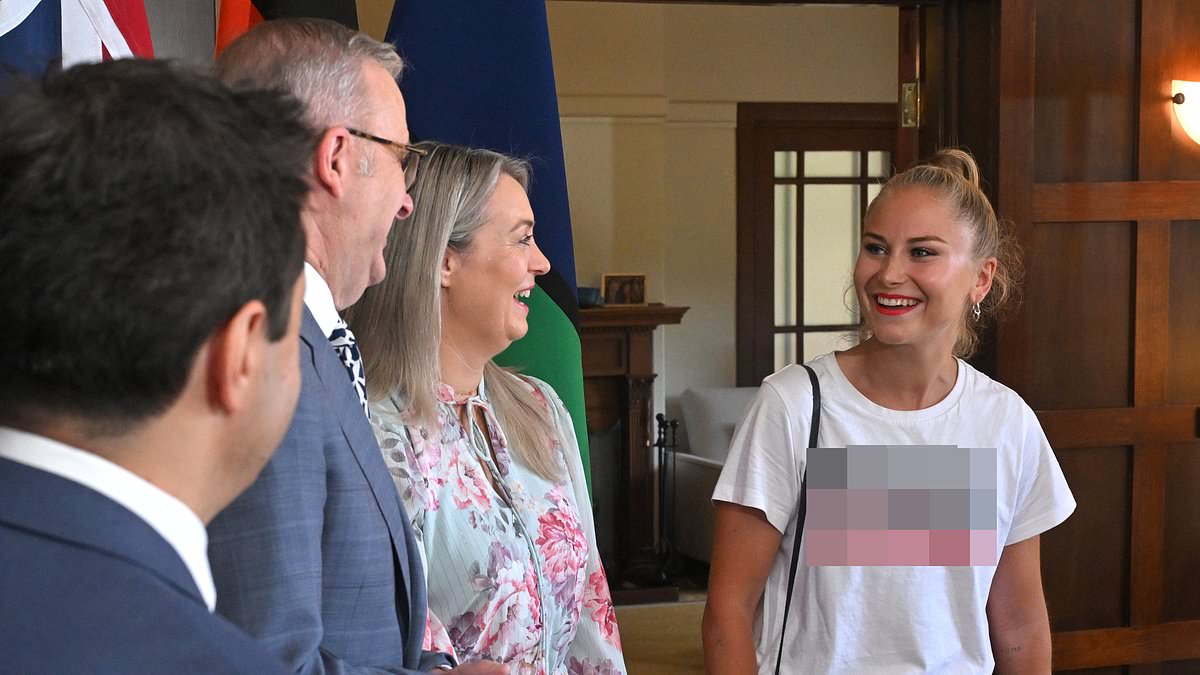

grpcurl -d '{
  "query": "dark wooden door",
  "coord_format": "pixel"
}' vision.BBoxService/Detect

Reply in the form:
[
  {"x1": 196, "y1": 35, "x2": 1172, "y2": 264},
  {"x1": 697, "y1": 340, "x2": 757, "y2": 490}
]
[
  {"x1": 991, "y1": 0, "x2": 1200, "y2": 671},
  {"x1": 735, "y1": 103, "x2": 897, "y2": 385}
]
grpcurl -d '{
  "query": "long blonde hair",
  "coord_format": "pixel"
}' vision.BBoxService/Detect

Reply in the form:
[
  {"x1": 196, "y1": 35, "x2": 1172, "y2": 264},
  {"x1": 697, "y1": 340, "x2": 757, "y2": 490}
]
[
  {"x1": 863, "y1": 148, "x2": 1023, "y2": 357},
  {"x1": 348, "y1": 143, "x2": 563, "y2": 482}
]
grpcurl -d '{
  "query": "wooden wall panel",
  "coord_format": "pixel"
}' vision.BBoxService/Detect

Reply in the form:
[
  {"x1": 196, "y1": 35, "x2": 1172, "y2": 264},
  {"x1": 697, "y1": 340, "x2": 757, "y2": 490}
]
[
  {"x1": 1032, "y1": 0, "x2": 1137, "y2": 183},
  {"x1": 993, "y1": 0, "x2": 1036, "y2": 397},
  {"x1": 1043, "y1": 446, "x2": 1132, "y2": 632},
  {"x1": 1167, "y1": 221, "x2": 1200, "y2": 403},
  {"x1": 1144, "y1": 0, "x2": 1200, "y2": 178},
  {"x1": 983, "y1": 0, "x2": 1200, "y2": 668},
  {"x1": 1163, "y1": 442, "x2": 1200, "y2": 623},
  {"x1": 1024, "y1": 222, "x2": 1133, "y2": 410},
  {"x1": 1054, "y1": 622, "x2": 1200, "y2": 669},
  {"x1": 954, "y1": 0, "x2": 999, "y2": 198},
  {"x1": 1033, "y1": 182, "x2": 1200, "y2": 222},
  {"x1": 1036, "y1": 407, "x2": 1196, "y2": 449}
]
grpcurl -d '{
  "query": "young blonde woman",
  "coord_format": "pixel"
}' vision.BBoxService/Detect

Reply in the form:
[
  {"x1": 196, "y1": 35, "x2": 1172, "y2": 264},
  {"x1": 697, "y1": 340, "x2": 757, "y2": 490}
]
[
  {"x1": 347, "y1": 143, "x2": 625, "y2": 675},
  {"x1": 703, "y1": 149, "x2": 1076, "y2": 674}
]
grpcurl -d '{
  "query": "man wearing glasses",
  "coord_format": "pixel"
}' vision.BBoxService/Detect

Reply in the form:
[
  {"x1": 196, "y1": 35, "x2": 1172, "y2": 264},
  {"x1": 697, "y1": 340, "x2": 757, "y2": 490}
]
[{"x1": 208, "y1": 19, "x2": 506, "y2": 675}]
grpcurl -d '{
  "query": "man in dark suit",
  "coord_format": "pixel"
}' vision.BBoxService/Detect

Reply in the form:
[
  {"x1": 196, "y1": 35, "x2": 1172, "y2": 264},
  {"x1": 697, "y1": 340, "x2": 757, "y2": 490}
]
[
  {"x1": 208, "y1": 20, "x2": 505, "y2": 675},
  {"x1": 0, "y1": 59, "x2": 314, "y2": 673}
]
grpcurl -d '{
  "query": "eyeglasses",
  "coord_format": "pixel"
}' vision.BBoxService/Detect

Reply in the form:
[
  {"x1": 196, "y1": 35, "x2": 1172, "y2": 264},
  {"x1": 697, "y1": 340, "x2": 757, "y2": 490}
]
[{"x1": 346, "y1": 127, "x2": 427, "y2": 189}]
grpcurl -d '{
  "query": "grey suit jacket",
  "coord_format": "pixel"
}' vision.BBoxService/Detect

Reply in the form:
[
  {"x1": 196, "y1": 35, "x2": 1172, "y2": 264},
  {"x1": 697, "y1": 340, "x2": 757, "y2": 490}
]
[{"x1": 209, "y1": 308, "x2": 450, "y2": 674}]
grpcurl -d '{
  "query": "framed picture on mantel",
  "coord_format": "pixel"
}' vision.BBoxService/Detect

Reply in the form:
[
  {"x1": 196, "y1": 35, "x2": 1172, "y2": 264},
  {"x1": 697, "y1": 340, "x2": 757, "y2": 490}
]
[{"x1": 601, "y1": 273, "x2": 646, "y2": 305}]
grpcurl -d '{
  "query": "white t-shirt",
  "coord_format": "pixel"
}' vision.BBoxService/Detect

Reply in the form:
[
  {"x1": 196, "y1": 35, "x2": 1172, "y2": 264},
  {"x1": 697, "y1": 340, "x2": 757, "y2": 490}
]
[{"x1": 712, "y1": 352, "x2": 1076, "y2": 675}]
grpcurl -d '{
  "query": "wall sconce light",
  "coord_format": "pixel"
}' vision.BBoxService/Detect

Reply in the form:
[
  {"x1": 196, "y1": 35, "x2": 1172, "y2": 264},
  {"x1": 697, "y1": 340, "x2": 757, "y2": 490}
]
[{"x1": 1171, "y1": 80, "x2": 1200, "y2": 145}]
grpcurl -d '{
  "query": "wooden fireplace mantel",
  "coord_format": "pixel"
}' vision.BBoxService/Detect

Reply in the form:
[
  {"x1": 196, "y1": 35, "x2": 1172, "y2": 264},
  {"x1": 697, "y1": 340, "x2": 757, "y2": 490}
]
[
  {"x1": 579, "y1": 304, "x2": 689, "y2": 329},
  {"x1": 579, "y1": 303, "x2": 688, "y2": 599}
]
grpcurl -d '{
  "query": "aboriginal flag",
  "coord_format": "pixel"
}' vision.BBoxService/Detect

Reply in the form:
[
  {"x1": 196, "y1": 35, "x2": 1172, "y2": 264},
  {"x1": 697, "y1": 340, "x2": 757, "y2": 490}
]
[
  {"x1": 216, "y1": 0, "x2": 357, "y2": 55},
  {"x1": 387, "y1": 0, "x2": 592, "y2": 486}
]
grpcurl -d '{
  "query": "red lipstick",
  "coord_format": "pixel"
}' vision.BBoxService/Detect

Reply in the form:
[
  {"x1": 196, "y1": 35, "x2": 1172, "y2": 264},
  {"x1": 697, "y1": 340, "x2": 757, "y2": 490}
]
[{"x1": 873, "y1": 293, "x2": 920, "y2": 316}]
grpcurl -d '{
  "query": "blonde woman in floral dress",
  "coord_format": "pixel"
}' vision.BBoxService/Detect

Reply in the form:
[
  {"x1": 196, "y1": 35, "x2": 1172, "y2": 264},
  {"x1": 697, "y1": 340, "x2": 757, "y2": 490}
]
[{"x1": 347, "y1": 143, "x2": 625, "y2": 675}]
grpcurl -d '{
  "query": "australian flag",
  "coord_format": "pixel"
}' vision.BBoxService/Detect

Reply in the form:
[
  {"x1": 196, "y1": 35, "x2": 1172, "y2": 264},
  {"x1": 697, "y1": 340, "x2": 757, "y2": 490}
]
[{"x1": 0, "y1": 0, "x2": 153, "y2": 77}]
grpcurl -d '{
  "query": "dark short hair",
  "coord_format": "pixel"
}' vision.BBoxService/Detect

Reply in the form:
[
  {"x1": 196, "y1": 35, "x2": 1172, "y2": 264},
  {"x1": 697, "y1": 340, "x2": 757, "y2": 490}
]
[{"x1": 0, "y1": 59, "x2": 314, "y2": 431}]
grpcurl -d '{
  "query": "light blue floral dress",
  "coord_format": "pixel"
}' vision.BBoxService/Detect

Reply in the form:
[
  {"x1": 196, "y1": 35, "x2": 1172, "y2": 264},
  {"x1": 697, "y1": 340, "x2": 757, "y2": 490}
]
[{"x1": 372, "y1": 374, "x2": 626, "y2": 675}]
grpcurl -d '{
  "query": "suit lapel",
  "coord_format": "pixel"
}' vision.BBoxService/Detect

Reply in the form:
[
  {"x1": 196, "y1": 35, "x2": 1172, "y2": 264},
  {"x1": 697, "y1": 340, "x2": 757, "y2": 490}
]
[
  {"x1": 300, "y1": 310, "x2": 414, "y2": 626},
  {"x1": 0, "y1": 458, "x2": 204, "y2": 606}
]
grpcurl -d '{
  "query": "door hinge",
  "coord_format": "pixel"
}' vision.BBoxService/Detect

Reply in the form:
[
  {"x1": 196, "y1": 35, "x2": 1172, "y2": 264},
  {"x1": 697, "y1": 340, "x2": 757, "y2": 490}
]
[{"x1": 901, "y1": 81, "x2": 921, "y2": 128}]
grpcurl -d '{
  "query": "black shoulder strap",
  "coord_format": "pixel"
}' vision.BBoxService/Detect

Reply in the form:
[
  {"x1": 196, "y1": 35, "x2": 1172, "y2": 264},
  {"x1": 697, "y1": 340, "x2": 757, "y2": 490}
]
[{"x1": 774, "y1": 364, "x2": 821, "y2": 675}]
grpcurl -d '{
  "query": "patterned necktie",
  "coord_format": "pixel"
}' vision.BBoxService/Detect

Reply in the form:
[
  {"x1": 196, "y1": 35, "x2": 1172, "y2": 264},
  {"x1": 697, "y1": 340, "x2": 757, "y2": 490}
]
[{"x1": 328, "y1": 319, "x2": 369, "y2": 419}]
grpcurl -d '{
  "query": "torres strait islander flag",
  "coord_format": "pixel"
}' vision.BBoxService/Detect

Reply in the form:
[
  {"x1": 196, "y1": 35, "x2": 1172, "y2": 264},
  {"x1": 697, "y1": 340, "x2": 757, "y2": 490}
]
[
  {"x1": 0, "y1": 0, "x2": 153, "y2": 77},
  {"x1": 216, "y1": 0, "x2": 357, "y2": 55},
  {"x1": 387, "y1": 0, "x2": 593, "y2": 487}
]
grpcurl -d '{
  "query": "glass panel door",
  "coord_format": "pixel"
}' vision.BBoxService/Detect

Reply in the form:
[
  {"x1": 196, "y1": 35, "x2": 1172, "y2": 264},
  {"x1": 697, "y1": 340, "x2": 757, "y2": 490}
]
[{"x1": 771, "y1": 149, "x2": 891, "y2": 369}]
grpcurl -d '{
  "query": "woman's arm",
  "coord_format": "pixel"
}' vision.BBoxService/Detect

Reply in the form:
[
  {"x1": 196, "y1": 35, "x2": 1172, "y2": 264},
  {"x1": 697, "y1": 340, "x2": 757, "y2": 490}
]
[
  {"x1": 703, "y1": 501, "x2": 783, "y2": 675},
  {"x1": 987, "y1": 535, "x2": 1052, "y2": 674}
]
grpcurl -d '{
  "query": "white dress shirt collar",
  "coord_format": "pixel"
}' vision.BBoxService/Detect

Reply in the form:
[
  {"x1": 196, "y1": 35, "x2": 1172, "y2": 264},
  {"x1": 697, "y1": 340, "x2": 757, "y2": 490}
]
[
  {"x1": 0, "y1": 427, "x2": 217, "y2": 611},
  {"x1": 304, "y1": 262, "x2": 342, "y2": 338}
]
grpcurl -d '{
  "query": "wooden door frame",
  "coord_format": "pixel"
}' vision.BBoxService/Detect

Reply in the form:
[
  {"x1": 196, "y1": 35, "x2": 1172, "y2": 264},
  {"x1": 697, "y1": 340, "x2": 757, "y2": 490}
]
[{"x1": 734, "y1": 103, "x2": 897, "y2": 386}]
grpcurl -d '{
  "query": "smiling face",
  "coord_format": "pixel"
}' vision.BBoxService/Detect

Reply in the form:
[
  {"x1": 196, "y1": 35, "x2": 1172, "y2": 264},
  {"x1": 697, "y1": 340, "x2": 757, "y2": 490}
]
[
  {"x1": 328, "y1": 61, "x2": 415, "y2": 309},
  {"x1": 854, "y1": 186, "x2": 996, "y2": 355},
  {"x1": 441, "y1": 174, "x2": 550, "y2": 363}
]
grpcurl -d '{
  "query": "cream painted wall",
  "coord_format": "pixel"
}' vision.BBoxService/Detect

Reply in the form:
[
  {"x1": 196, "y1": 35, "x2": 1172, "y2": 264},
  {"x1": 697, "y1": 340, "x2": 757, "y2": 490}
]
[
  {"x1": 547, "y1": 2, "x2": 898, "y2": 420},
  {"x1": 663, "y1": 5, "x2": 898, "y2": 103},
  {"x1": 662, "y1": 115, "x2": 739, "y2": 395},
  {"x1": 549, "y1": 3, "x2": 664, "y2": 97},
  {"x1": 562, "y1": 116, "x2": 667, "y2": 299}
]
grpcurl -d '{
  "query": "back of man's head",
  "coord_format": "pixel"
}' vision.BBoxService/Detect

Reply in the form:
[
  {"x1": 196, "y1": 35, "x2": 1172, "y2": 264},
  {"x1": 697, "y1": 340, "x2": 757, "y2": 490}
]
[
  {"x1": 216, "y1": 18, "x2": 404, "y2": 130},
  {"x1": 0, "y1": 59, "x2": 315, "y2": 434}
]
